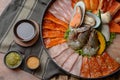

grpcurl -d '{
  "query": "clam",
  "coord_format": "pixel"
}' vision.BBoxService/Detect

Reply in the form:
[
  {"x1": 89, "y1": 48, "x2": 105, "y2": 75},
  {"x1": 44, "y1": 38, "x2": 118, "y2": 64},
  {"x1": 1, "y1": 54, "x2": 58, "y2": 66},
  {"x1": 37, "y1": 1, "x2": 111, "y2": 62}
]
[
  {"x1": 69, "y1": 1, "x2": 85, "y2": 28},
  {"x1": 84, "y1": 12, "x2": 101, "y2": 28}
]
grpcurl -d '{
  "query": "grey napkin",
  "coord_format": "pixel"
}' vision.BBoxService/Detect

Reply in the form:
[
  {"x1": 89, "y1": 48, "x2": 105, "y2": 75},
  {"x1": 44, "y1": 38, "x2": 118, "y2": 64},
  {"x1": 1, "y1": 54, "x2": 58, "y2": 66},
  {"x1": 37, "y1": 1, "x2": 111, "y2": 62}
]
[{"x1": 0, "y1": 0, "x2": 64, "y2": 79}]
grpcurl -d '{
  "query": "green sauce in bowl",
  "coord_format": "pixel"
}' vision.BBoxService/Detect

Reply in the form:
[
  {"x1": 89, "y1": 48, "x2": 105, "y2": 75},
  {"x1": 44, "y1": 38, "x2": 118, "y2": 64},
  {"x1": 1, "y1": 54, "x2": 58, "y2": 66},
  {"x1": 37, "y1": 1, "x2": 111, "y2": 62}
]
[{"x1": 4, "y1": 51, "x2": 23, "y2": 69}]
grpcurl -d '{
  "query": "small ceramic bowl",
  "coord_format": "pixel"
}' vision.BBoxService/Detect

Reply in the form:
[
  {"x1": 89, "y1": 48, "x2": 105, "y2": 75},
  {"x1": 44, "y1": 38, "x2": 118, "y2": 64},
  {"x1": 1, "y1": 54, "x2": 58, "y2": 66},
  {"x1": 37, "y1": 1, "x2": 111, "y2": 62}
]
[
  {"x1": 4, "y1": 51, "x2": 23, "y2": 69},
  {"x1": 13, "y1": 19, "x2": 37, "y2": 42},
  {"x1": 26, "y1": 55, "x2": 40, "y2": 70}
]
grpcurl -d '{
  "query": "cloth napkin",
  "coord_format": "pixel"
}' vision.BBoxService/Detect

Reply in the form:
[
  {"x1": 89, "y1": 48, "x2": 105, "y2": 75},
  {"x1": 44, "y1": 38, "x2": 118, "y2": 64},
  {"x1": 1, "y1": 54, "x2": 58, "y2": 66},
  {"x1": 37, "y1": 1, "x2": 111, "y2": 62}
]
[
  {"x1": 0, "y1": 0, "x2": 120, "y2": 80},
  {"x1": 0, "y1": 0, "x2": 64, "y2": 79}
]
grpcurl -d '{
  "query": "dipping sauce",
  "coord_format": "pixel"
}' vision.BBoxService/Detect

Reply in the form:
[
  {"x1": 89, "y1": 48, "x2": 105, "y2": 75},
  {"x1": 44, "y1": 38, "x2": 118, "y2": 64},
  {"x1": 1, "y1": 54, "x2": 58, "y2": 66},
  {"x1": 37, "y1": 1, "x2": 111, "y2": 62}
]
[
  {"x1": 5, "y1": 51, "x2": 22, "y2": 68},
  {"x1": 16, "y1": 22, "x2": 35, "y2": 41},
  {"x1": 26, "y1": 56, "x2": 40, "y2": 69}
]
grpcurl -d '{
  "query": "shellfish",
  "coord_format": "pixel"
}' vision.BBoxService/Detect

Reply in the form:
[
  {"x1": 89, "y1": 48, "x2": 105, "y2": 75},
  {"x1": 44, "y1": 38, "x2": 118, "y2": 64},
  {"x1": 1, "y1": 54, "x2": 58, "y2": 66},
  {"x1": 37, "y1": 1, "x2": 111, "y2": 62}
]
[
  {"x1": 69, "y1": 1, "x2": 85, "y2": 28},
  {"x1": 84, "y1": 12, "x2": 101, "y2": 28}
]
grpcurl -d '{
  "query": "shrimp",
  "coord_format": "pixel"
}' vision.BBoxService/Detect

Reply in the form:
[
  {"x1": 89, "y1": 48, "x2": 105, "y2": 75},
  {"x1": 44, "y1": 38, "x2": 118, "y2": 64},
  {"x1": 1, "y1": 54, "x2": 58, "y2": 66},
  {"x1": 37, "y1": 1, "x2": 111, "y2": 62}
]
[
  {"x1": 83, "y1": 29, "x2": 100, "y2": 56},
  {"x1": 67, "y1": 25, "x2": 91, "y2": 50}
]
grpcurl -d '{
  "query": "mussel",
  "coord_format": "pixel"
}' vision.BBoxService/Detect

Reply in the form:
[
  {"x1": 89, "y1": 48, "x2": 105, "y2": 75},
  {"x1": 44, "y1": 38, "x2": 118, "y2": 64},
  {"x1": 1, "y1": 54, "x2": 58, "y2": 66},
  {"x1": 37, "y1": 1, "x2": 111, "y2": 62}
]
[
  {"x1": 69, "y1": 1, "x2": 85, "y2": 28},
  {"x1": 84, "y1": 12, "x2": 101, "y2": 28}
]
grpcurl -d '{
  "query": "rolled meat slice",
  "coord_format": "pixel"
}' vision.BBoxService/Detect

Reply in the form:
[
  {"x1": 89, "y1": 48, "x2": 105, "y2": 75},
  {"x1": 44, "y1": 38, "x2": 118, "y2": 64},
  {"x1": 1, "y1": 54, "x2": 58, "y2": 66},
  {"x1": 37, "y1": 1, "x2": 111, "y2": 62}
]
[
  {"x1": 80, "y1": 56, "x2": 90, "y2": 78},
  {"x1": 62, "y1": 53, "x2": 79, "y2": 72},
  {"x1": 96, "y1": 55, "x2": 111, "y2": 76},
  {"x1": 54, "y1": 48, "x2": 74, "y2": 66},
  {"x1": 102, "y1": 52, "x2": 120, "y2": 73},
  {"x1": 48, "y1": 42, "x2": 68, "y2": 58},
  {"x1": 88, "y1": 57, "x2": 102, "y2": 78},
  {"x1": 70, "y1": 56, "x2": 82, "y2": 76}
]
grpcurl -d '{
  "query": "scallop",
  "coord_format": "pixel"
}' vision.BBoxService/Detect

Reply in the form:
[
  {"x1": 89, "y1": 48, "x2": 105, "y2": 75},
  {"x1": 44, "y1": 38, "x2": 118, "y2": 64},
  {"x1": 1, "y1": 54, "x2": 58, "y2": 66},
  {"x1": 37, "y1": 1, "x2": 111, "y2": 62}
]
[{"x1": 69, "y1": 1, "x2": 85, "y2": 28}]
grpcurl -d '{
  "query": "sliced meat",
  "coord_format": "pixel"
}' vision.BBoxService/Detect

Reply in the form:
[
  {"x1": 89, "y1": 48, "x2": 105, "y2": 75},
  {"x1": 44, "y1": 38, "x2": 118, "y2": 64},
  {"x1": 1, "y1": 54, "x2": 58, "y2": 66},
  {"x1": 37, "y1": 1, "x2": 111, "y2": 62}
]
[
  {"x1": 113, "y1": 10, "x2": 120, "y2": 23},
  {"x1": 62, "y1": 53, "x2": 79, "y2": 72},
  {"x1": 70, "y1": 56, "x2": 82, "y2": 76},
  {"x1": 48, "y1": 2, "x2": 68, "y2": 23},
  {"x1": 107, "y1": 0, "x2": 115, "y2": 11},
  {"x1": 48, "y1": 0, "x2": 73, "y2": 23},
  {"x1": 108, "y1": 1, "x2": 120, "y2": 16},
  {"x1": 48, "y1": 43, "x2": 68, "y2": 58},
  {"x1": 49, "y1": 2, "x2": 69, "y2": 23},
  {"x1": 107, "y1": 48, "x2": 120, "y2": 64},
  {"x1": 48, "y1": 7, "x2": 67, "y2": 23},
  {"x1": 107, "y1": 34, "x2": 120, "y2": 63},
  {"x1": 54, "y1": 48, "x2": 74, "y2": 66},
  {"x1": 43, "y1": 20, "x2": 67, "y2": 32},
  {"x1": 44, "y1": 12, "x2": 68, "y2": 29},
  {"x1": 43, "y1": 29, "x2": 64, "y2": 38},
  {"x1": 80, "y1": 56, "x2": 90, "y2": 78},
  {"x1": 56, "y1": 0, "x2": 73, "y2": 21},
  {"x1": 96, "y1": 56, "x2": 111, "y2": 76},
  {"x1": 71, "y1": 0, "x2": 79, "y2": 8},
  {"x1": 102, "y1": 52, "x2": 120, "y2": 73},
  {"x1": 88, "y1": 57, "x2": 102, "y2": 78},
  {"x1": 44, "y1": 38, "x2": 66, "y2": 48}
]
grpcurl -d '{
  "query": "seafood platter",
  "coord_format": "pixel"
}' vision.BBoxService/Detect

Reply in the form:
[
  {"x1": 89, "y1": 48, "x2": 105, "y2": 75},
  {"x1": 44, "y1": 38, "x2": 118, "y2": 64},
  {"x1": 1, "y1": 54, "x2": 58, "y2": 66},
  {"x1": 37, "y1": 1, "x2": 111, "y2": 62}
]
[{"x1": 41, "y1": 0, "x2": 120, "y2": 79}]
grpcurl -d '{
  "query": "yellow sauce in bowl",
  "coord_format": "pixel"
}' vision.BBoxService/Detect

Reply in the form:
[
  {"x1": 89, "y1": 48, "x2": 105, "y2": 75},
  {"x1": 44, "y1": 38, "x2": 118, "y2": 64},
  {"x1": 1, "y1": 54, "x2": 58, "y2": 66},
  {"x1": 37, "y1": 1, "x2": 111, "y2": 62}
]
[{"x1": 26, "y1": 56, "x2": 40, "y2": 69}]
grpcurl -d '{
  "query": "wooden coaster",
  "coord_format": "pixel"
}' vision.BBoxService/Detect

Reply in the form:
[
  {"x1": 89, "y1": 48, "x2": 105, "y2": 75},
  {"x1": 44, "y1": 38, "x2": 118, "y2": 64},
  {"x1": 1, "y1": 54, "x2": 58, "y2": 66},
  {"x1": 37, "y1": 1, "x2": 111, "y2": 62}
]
[{"x1": 14, "y1": 20, "x2": 40, "y2": 47}]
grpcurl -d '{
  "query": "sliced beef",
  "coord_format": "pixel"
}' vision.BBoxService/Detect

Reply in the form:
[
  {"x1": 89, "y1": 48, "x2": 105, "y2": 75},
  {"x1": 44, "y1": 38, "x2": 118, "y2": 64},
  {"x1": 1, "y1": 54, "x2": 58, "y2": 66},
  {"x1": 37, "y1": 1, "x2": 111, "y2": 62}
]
[
  {"x1": 48, "y1": 42, "x2": 68, "y2": 58},
  {"x1": 80, "y1": 56, "x2": 90, "y2": 78},
  {"x1": 62, "y1": 53, "x2": 79, "y2": 72},
  {"x1": 70, "y1": 56, "x2": 82, "y2": 76},
  {"x1": 88, "y1": 57, "x2": 102, "y2": 78},
  {"x1": 54, "y1": 48, "x2": 74, "y2": 66}
]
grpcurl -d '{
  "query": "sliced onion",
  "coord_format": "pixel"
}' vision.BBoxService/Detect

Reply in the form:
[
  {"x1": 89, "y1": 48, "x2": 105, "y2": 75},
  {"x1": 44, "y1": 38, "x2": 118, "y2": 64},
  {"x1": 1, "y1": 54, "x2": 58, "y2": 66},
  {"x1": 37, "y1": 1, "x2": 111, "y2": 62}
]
[{"x1": 101, "y1": 24, "x2": 110, "y2": 41}]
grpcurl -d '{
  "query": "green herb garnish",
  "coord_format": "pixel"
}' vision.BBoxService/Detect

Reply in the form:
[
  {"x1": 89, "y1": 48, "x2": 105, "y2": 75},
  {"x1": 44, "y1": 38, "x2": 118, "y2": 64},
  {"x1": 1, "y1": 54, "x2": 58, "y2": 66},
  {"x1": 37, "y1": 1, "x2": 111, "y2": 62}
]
[
  {"x1": 106, "y1": 33, "x2": 116, "y2": 46},
  {"x1": 97, "y1": 10, "x2": 102, "y2": 31},
  {"x1": 76, "y1": 49, "x2": 91, "y2": 58},
  {"x1": 64, "y1": 28, "x2": 70, "y2": 39}
]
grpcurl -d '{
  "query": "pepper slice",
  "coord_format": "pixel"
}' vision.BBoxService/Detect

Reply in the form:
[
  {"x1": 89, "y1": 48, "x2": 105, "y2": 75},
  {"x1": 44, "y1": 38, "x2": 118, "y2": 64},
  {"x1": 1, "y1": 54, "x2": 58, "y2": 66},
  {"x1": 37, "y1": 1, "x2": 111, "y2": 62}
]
[{"x1": 97, "y1": 31, "x2": 106, "y2": 55}]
